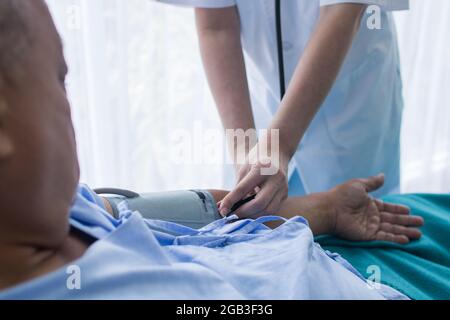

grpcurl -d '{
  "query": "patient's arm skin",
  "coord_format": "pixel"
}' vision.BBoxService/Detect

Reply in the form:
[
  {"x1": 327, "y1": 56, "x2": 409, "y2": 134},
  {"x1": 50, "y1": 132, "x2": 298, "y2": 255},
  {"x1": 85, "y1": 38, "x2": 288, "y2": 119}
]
[
  {"x1": 211, "y1": 190, "x2": 337, "y2": 235},
  {"x1": 102, "y1": 197, "x2": 114, "y2": 215},
  {"x1": 209, "y1": 190, "x2": 333, "y2": 234}
]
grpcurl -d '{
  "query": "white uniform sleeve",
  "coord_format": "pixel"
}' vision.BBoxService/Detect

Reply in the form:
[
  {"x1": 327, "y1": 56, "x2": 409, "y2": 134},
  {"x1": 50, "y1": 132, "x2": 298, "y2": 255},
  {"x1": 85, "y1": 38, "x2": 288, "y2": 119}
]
[
  {"x1": 152, "y1": 0, "x2": 236, "y2": 8},
  {"x1": 319, "y1": 0, "x2": 409, "y2": 11}
]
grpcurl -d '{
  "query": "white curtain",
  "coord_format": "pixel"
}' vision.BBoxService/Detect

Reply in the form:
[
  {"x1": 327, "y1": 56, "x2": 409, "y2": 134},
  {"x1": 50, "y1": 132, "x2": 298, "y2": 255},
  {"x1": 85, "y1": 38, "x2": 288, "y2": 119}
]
[
  {"x1": 395, "y1": 0, "x2": 450, "y2": 193},
  {"x1": 46, "y1": 0, "x2": 450, "y2": 194},
  {"x1": 46, "y1": 0, "x2": 232, "y2": 192}
]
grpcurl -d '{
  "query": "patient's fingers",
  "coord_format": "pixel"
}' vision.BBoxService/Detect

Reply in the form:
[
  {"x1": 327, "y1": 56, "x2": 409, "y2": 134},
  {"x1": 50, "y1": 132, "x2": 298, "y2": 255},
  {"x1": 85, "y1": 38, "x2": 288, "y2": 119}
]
[
  {"x1": 380, "y1": 211, "x2": 424, "y2": 227},
  {"x1": 360, "y1": 173, "x2": 385, "y2": 192},
  {"x1": 375, "y1": 231, "x2": 410, "y2": 245},
  {"x1": 379, "y1": 222, "x2": 422, "y2": 240},
  {"x1": 380, "y1": 201, "x2": 410, "y2": 215},
  {"x1": 374, "y1": 199, "x2": 410, "y2": 215}
]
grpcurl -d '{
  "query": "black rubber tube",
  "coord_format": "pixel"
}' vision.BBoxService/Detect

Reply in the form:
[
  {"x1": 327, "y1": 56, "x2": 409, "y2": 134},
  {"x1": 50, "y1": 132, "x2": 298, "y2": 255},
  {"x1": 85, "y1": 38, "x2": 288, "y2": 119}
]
[{"x1": 275, "y1": 0, "x2": 286, "y2": 100}]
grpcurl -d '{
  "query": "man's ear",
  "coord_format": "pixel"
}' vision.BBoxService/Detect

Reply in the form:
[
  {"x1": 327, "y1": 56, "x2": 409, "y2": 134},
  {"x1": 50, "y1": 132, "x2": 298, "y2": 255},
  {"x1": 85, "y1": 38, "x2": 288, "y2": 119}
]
[{"x1": 0, "y1": 96, "x2": 14, "y2": 160}]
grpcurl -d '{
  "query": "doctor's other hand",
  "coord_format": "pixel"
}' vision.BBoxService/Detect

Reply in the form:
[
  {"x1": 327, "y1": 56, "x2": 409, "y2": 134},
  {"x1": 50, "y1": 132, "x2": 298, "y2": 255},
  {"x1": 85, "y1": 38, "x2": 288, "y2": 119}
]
[
  {"x1": 329, "y1": 174, "x2": 425, "y2": 244},
  {"x1": 219, "y1": 149, "x2": 290, "y2": 218}
]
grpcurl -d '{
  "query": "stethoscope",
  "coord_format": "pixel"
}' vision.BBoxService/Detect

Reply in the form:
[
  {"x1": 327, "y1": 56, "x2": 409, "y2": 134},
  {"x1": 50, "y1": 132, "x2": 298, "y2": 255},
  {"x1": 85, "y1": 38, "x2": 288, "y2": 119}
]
[{"x1": 275, "y1": 0, "x2": 286, "y2": 100}]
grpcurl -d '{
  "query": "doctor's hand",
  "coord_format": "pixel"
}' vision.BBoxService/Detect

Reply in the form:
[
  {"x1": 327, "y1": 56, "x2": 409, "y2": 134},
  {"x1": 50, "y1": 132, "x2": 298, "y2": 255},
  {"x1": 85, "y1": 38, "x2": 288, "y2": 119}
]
[
  {"x1": 219, "y1": 146, "x2": 290, "y2": 218},
  {"x1": 329, "y1": 174, "x2": 425, "y2": 244}
]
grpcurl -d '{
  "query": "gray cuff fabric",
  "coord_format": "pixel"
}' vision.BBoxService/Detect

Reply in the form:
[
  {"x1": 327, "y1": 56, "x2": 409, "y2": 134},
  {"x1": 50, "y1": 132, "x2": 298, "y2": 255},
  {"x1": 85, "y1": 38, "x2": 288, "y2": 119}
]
[{"x1": 105, "y1": 190, "x2": 222, "y2": 229}]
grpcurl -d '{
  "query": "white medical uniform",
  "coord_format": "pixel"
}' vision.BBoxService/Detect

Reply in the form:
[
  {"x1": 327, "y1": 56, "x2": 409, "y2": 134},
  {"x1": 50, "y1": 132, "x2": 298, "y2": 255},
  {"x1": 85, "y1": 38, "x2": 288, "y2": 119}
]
[{"x1": 156, "y1": 0, "x2": 409, "y2": 197}]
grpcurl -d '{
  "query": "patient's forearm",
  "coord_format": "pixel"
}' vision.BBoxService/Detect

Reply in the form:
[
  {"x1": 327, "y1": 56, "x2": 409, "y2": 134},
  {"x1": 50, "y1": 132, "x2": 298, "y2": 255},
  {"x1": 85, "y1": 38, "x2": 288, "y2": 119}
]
[
  {"x1": 267, "y1": 193, "x2": 335, "y2": 235},
  {"x1": 101, "y1": 197, "x2": 114, "y2": 215},
  {"x1": 209, "y1": 190, "x2": 334, "y2": 235}
]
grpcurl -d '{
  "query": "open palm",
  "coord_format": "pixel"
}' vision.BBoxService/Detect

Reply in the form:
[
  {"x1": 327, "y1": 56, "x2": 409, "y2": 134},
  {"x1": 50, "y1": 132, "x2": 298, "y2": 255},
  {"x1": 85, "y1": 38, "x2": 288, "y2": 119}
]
[{"x1": 330, "y1": 174, "x2": 424, "y2": 244}]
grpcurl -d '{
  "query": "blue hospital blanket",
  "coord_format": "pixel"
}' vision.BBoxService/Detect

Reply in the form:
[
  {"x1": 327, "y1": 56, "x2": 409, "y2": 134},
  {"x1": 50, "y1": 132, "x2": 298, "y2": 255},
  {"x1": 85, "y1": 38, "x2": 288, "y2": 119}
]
[
  {"x1": 0, "y1": 185, "x2": 407, "y2": 300},
  {"x1": 318, "y1": 193, "x2": 450, "y2": 300}
]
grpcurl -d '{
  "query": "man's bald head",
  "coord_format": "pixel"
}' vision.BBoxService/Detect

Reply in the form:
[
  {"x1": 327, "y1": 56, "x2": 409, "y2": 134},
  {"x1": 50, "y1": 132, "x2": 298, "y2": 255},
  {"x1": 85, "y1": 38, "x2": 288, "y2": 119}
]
[{"x1": 0, "y1": 0, "x2": 32, "y2": 86}]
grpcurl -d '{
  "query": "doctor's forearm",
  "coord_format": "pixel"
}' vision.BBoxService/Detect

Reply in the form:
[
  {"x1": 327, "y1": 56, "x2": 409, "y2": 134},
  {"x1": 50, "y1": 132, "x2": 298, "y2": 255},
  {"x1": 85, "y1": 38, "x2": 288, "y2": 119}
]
[
  {"x1": 195, "y1": 7, "x2": 256, "y2": 158},
  {"x1": 270, "y1": 4, "x2": 365, "y2": 158}
]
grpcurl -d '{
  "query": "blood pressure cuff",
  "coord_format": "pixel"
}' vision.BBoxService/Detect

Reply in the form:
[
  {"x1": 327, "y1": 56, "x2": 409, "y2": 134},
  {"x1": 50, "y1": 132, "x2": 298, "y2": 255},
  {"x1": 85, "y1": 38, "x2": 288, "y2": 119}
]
[{"x1": 97, "y1": 189, "x2": 222, "y2": 229}]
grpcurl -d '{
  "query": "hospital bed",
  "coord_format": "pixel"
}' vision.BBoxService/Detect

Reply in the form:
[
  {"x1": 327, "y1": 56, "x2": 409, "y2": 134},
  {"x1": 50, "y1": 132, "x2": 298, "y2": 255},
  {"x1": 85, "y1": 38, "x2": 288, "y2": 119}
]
[{"x1": 97, "y1": 189, "x2": 450, "y2": 300}]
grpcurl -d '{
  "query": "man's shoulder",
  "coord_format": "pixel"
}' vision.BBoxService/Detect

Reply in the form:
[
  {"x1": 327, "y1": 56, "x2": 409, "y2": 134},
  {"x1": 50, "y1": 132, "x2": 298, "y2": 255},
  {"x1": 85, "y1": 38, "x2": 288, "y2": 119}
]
[
  {"x1": 76, "y1": 184, "x2": 106, "y2": 208},
  {"x1": 69, "y1": 184, "x2": 121, "y2": 239}
]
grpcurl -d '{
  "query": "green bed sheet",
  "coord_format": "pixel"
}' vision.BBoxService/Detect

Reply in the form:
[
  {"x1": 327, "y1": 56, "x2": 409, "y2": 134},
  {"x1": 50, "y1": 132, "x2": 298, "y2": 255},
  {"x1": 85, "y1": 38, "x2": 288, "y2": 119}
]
[{"x1": 316, "y1": 194, "x2": 450, "y2": 300}]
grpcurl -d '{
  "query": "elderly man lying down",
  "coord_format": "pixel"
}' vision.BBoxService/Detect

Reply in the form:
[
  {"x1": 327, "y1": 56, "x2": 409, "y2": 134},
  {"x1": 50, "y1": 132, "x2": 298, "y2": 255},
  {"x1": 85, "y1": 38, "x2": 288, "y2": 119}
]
[{"x1": 0, "y1": 0, "x2": 447, "y2": 300}]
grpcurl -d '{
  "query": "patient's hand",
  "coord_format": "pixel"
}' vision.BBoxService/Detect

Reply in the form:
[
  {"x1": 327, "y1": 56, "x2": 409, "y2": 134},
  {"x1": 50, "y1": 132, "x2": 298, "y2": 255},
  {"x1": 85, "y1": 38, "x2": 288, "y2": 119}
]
[{"x1": 329, "y1": 174, "x2": 424, "y2": 244}]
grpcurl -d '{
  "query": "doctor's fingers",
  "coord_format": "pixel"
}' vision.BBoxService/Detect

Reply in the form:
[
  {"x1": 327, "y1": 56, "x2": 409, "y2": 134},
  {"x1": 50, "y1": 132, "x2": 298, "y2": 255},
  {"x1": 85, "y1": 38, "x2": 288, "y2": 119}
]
[
  {"x1": 219, "y1": 167, "x2": 267, "y2": 215},
  {"x1": 232, "y1": 182, "x2": 277, "y2": 218},
  {"x1": 253, "y1": 175, "x2": 288, "y2": 213},
  {"x1": 236, "y1": 165, "x2": 251, "y2": 183},
  {"x1": 234, "y1": 181, "x2": 286, "y2": 217},
  {"x1": 233, "y1": 192, "x2": 274, "y2": 218},
  {"x1": 262, "y1": 189, "x2": 287, "y2": 216}
]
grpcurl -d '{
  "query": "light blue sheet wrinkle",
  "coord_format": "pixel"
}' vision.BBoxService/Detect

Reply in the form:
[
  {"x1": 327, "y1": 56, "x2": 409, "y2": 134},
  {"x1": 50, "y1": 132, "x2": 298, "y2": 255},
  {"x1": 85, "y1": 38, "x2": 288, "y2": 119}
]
[{"x1": 0, "y1": 185, "x2": 408, "y2": 300}]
